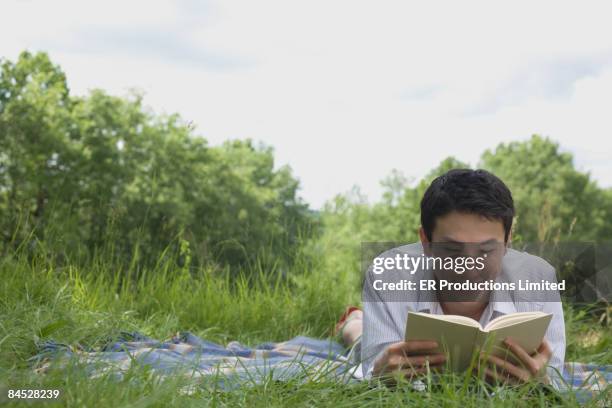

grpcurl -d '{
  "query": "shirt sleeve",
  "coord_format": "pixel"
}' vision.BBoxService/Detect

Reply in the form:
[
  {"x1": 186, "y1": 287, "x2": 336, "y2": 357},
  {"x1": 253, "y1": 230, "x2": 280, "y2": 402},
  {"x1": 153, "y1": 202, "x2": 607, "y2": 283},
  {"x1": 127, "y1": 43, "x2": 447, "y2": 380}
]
[
  {"x1": 361, "y1": 264, "x2": 405, "y2": 378},
  {"x1": 535, "y1": 260, "x2": 566, "y2": 386},
  {"x1": 542, "y1": 299, "x2": 566, "y2": 386}
]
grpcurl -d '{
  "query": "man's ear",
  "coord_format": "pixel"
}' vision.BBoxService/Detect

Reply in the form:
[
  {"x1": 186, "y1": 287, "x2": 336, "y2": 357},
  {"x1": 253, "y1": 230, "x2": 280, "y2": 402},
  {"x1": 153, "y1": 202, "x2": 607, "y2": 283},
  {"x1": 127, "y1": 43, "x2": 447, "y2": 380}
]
[
  {"x1": 504, "y1": 230, "x2": 512, "y2": 255},
  {"x1": 419, "y1": 227, "x2": 432, "y2": 256}
]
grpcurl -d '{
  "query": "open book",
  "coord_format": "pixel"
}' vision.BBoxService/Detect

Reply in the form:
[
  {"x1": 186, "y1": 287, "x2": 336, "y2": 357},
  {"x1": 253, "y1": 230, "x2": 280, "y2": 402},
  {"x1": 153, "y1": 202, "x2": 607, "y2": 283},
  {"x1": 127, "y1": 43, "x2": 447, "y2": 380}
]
[{"x1": 405, "y1": 311, "x2": 552, "y2": 371}]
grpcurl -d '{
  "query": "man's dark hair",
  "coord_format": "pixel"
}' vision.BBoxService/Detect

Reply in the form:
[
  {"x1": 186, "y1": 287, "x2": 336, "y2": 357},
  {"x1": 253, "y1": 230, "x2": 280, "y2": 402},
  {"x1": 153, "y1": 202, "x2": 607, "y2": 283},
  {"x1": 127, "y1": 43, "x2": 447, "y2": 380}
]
[{"x1": 420, "y1": 169, "x2": 515, "y2": 242}]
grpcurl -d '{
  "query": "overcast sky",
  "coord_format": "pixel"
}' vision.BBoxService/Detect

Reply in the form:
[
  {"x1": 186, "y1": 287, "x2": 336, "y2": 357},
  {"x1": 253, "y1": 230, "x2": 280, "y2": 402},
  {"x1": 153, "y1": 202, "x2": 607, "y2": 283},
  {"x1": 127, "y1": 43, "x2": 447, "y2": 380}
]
[{"x1": 3, "y1": 0, "x2": 612, "y2": 208}]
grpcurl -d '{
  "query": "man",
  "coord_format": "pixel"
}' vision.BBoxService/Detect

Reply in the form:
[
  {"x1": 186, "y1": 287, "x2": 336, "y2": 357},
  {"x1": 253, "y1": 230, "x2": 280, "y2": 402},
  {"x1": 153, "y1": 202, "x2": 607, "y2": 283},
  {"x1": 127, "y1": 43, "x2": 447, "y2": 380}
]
[{"x1": 361, "y1": 169, "x2": 565, "y2": 385}]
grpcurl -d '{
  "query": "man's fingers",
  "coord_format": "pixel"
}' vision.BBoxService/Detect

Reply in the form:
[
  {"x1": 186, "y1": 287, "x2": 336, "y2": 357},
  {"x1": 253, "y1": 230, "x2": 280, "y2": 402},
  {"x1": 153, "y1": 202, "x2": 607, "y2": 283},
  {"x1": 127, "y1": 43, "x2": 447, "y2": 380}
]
[
  {"x1": 537, "y1": 338, "x2": 553, "y2": 358},
  {"x1": 373, "y1": 341, "x2": 444, "y2": 378},
  {"x1": 484, "y1": 366, "x2": 520, "y2": 385},
  {"x1": 388, "y1": 340, "x2": 439, "y2": 355},
  {"x1": 379, "y1": 363, "x2": 444, "y2": 384},
  {"x1": 387, "y1": 353, "x2": 446, "y2": 370},
  {"x1": 503, "y1": 338, "x2": 546, "y2": 375},
  {"x1": 485, "y1": 353, "x2": 531, "y2": 382},
  {"x1": 503, "y1": 338, "x2": 533, "y2": 363}
]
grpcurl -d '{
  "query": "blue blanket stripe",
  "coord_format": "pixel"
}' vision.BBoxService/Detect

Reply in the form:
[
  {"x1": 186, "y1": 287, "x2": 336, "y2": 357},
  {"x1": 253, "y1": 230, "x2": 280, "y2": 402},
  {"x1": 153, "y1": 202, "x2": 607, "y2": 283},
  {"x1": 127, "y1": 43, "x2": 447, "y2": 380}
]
[{"x1": 31, "y1": 332, "x2": 609, "y2": 400}]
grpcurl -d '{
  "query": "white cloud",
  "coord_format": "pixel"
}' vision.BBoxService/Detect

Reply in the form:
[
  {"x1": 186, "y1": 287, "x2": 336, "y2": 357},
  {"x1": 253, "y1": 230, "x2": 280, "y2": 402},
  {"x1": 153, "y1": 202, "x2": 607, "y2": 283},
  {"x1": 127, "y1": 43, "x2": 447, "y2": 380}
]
[{"x1": 2, "y1": 0, "x2": 612, "y2": 208}]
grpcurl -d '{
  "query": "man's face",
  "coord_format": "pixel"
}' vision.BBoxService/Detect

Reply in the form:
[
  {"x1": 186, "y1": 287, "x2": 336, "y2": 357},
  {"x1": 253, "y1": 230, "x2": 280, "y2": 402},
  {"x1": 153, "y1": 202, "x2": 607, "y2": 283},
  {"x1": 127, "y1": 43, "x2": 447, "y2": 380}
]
[{"x1": 420, "y1": 211, "x2": 507, "y2": 294}]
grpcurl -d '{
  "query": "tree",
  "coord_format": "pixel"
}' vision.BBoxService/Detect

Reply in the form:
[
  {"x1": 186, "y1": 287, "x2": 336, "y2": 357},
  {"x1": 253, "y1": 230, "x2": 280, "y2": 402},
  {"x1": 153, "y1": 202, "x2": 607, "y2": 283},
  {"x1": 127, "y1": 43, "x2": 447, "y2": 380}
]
[
  {"x1": 0, "y1": 51, "x2": 314, "y2": 272},
  {"x1": 480, "y1": 135, "x2": 610, "y2": 243},
  {"x1": 0, "y1": 51, "x2": 74, "y2": 247}
]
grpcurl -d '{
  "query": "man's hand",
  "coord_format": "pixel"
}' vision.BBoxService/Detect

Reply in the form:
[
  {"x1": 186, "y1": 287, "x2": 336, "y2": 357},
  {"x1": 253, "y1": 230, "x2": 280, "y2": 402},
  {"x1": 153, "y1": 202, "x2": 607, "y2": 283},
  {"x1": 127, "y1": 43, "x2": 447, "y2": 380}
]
[
  {"x1": 482, "y1": 338, "x2": 552, "y2": 385},
  {"x1": 372, "y1": 340, "x2": 446, "y2": 381}
]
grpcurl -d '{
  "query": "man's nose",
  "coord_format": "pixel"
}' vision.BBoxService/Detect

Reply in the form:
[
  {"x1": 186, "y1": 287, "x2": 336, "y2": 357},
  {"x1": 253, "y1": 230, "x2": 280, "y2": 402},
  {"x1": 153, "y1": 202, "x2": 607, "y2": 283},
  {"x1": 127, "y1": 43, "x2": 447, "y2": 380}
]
[{"x1": 461, "y1": 244, "x2": 481, "y2": 259}]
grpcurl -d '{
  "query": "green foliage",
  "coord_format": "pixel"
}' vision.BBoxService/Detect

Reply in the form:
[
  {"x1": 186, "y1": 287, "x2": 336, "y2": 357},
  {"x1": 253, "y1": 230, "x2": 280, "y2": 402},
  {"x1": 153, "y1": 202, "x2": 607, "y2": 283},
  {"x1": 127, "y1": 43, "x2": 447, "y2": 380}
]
[
  {"x1": 480, "y1": 135, "x2": 612, "y2": 243},
  {"x1": 0, "y1": 241, "x2": 609, "y2": 407},
  {"x1": 0, "y1": 51, "x2": 73, "y2": 244},
  {"x1": 0, "y1": 52, "x2": 313, "y2": 271},
  {"x1": 318, "y1": 137, "x2": 612, "y2": 269}
]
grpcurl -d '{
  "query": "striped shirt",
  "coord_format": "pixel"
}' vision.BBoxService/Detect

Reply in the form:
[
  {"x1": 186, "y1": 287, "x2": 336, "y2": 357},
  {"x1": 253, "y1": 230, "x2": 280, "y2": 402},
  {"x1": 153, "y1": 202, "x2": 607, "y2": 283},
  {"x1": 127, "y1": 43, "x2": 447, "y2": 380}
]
[{"x1": 361, "y1": 242, "x2": 566, "y2": 382}]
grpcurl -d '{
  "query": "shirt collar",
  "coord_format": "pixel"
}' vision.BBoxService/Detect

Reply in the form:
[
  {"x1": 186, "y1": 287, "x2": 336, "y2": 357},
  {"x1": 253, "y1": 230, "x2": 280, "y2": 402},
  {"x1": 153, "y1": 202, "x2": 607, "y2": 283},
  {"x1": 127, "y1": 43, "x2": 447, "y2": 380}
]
[
  {"x1": 488, "y1": 285, "x2": 517, "y2": 315},
  {"x1": 489, "y1": 300, "x2": 517, "y2": 315},
  {"x1": 414, "y1": 267, "x2": 518, "y2": 316},
  {"x1": 416, "y1": 300, "x2": 439, "y2": 313},
  {"x1": 415, "y1": 298, "x2": 516, "y2": 323}
]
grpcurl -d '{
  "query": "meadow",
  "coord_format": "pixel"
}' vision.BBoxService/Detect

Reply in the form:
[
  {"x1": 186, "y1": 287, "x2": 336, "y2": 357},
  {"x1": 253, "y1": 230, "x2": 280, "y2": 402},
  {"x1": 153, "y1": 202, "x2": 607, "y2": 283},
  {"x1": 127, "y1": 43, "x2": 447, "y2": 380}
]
[
  {"x1": 1, "y1": 52, "x2": 611, "y2": 407},
  {"x1": 0, "y1": 238, "x2": 610, "y2": 407}
]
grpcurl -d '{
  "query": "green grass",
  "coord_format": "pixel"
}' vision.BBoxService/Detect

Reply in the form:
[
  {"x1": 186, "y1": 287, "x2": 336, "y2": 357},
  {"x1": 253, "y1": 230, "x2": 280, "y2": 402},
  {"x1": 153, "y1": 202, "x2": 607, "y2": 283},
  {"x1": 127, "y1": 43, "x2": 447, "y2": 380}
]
[{"x1": 0, "y1": 246, "x2": 610, "y2": 407}]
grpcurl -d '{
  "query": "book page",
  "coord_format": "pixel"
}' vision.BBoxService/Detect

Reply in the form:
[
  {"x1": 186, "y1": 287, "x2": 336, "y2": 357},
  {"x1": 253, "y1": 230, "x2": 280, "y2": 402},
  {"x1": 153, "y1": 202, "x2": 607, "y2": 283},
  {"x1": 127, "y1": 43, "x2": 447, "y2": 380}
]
[
  {"x1": 479, "y1": 313, "x2": 552, "y2": 364},
  {"x1": 406, "y1": 312, "x2": 481, "y2": 328},
  {"x1": 484, "y1": 311, "x2": 549, "y2": 331},
  {"x1": 424, "y1": 313, "x2": 482, "y2": 328},
  {"x1": 405, "y1": 312, "x2": 480, "y2": 371}
]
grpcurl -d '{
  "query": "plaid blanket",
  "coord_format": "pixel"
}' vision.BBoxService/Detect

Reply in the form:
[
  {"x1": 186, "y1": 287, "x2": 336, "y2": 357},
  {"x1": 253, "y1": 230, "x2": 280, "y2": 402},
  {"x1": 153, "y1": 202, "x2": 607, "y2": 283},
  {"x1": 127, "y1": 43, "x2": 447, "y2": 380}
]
[
  {"x1": 31, "y1": 332, "x2": 359, "y2": 390},
  {"x1": 32, "y1": 332, "x2": 610, "y2": 401},
  {"x1": 560, "y1": 362, "x2": 611, "y2": 403}
]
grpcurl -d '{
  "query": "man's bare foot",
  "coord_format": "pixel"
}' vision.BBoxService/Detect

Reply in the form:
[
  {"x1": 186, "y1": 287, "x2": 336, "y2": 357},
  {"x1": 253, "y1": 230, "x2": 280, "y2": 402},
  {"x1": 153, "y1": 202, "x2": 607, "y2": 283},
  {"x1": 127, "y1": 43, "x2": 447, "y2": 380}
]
[{"x1": 335, "y1": 307, "x2": 363, "y2": 347}]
